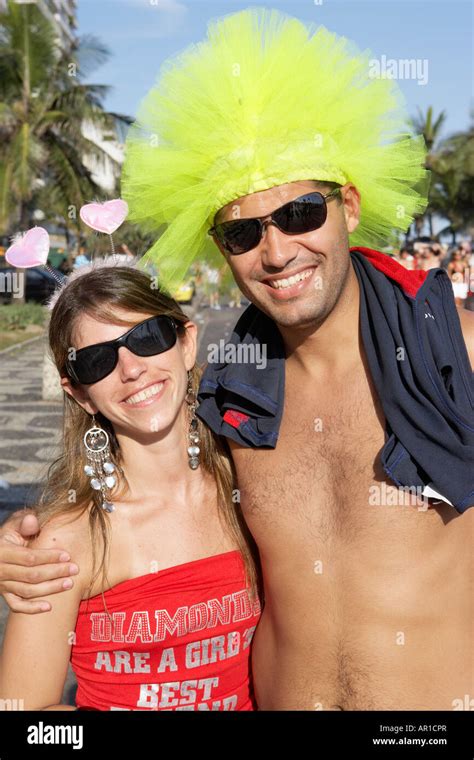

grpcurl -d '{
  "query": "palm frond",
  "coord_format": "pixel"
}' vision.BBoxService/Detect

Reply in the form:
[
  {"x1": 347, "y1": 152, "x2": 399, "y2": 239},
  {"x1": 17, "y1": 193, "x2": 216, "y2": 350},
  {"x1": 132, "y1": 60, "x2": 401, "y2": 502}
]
[{"x1": 74, "y1": 34, "x2": 111, "y2": 79}]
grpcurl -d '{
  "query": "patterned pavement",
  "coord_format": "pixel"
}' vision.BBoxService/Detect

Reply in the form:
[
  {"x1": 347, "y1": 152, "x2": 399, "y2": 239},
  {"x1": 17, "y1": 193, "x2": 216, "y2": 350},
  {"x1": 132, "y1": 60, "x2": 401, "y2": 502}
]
[{"x1": 0, "y1": 337, "x2": 62, "y2": 522}]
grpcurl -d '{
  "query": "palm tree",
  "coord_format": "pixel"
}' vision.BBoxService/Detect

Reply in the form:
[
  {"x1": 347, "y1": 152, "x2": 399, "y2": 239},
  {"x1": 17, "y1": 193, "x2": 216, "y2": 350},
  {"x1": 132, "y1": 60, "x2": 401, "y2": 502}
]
[
  {"x1": 429, "y1": 123, "x2": 474, "y2": 244},
  {"x1": 410, "y1": 107, "x2": 447, "y2": 238},
  {"x1": 412, "y1": 106, "x2": 447, "y2": 156},
  {"x1": 0, "y1": 0, "x2": 132, "y2": 243}
]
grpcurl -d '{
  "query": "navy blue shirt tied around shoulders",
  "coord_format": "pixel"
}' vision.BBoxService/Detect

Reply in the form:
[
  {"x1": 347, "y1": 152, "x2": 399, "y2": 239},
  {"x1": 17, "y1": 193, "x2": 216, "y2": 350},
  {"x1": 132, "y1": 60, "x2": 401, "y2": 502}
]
[{"x1": 197, "y1": 248, "x2": 474, "y2": 514}]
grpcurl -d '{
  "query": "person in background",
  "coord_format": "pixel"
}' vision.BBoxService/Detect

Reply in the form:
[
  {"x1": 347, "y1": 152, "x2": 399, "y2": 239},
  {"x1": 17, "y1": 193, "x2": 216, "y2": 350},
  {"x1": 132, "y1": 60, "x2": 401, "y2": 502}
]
[
  {"x1": 459, "y1": 241, "x2": 472, "y2": 261},
  {"x1": 418, "y1": 243, "x2": 443, "y2": 271},
  {"x1": 58, "y1": 255, "x2": 74, "y2": 275},
  {"x1": 448, "y1": 248, "x2": 468, "y2": 278},
  {"x1": 229, "y1": 286, "x2": 243, "y2": 309},
  {"x1": 451, "y1": 271, "x2": 469, "y2": 306},
  {"x1": 397, "y1": 244, "x2": 415, "y2": 270},
  {"x1": 205, "y1": 265, "x2": 221, "y2": 310},
  {"x1": 73, "y1": 246, "x2": 90, "y2": 269}
]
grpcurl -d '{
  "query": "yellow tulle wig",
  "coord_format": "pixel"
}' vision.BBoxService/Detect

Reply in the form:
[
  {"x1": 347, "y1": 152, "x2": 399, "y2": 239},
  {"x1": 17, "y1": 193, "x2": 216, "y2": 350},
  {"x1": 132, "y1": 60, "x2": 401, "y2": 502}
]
[{"x1": 122, "y1": 6, "x2": 429, "y2": 288}]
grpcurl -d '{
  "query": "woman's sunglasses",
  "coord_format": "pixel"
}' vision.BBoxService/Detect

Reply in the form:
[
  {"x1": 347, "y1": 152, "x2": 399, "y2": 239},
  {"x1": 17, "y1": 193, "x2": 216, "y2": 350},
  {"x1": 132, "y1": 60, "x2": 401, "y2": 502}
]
[
  {"x1": 208, "y1": 187, "x2": 341, "y2": 255},
  {"x1": 66, "y1": 315, "x2": 179, "y2": 385}
]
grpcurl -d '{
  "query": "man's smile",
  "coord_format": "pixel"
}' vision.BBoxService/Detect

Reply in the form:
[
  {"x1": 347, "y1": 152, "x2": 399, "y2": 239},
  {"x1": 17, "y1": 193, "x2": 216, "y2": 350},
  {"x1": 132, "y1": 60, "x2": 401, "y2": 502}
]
[{"x1": 261, "y1": 265, "x2": 319, "y2": 299}]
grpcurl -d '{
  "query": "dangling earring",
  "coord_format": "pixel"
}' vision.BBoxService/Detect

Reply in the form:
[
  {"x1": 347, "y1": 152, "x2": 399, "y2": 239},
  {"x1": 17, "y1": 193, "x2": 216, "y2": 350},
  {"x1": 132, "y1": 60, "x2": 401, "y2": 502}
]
[
  {"x1": 186, "y1": 370, "x2": 200, "y2": 470},
  {"x1": 83, "y1": 415, "x2": 117, "y2": 512}
]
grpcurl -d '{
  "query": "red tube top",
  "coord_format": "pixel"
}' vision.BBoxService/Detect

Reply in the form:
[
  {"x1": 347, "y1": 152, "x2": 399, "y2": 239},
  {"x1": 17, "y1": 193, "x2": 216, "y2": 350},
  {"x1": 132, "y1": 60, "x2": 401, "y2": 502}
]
[{"x1": 70, "y1": 550, "x2": 261, "y2": 711}]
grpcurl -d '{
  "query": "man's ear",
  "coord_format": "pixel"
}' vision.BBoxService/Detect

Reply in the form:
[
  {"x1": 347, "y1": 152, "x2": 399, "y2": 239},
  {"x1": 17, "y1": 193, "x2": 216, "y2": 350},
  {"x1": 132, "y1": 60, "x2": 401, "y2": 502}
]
[
  {"x1": 180, "y1": 322, "x2": 198, "y2": 371},
  {"x1": 60, "y1": 376, "x2": 98, "y2": 415},
  {"x1": 340, "y1": 183, "x2": 361, "y2": 235}
]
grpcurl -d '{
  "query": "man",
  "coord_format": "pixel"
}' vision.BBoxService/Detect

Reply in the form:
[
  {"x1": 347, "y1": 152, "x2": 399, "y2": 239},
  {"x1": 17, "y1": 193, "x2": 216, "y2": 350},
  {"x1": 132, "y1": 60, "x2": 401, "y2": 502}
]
[
  {"x1": 197, "y1": 176, "x2": 474, "y2": 710},
  {"x1": 1, "y1": 9, "x2": 473, "y2": 710}
]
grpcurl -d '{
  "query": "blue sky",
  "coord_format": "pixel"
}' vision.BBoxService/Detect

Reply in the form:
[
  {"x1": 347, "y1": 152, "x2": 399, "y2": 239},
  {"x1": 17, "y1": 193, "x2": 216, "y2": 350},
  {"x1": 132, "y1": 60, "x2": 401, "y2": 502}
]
[{"x1": 78, "y1": 0, "x2": 473, "y2": 140}]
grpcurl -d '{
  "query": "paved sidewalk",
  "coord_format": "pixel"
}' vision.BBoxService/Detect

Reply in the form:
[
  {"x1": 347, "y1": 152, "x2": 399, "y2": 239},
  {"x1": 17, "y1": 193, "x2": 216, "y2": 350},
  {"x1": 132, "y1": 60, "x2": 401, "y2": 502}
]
[{"x1": 0, "y1": 336, "x2": 62, "y2": 522}]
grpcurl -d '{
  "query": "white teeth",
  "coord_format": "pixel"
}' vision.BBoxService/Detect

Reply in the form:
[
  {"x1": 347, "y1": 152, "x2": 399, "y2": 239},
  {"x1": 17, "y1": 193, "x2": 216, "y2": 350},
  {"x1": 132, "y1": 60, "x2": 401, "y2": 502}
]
[
  {"x1": 125, "y1": 382, "x2": 164, "y2": 405},
  {"x1": 269, "y1": 268, "x2": 313, "y2": 289}
]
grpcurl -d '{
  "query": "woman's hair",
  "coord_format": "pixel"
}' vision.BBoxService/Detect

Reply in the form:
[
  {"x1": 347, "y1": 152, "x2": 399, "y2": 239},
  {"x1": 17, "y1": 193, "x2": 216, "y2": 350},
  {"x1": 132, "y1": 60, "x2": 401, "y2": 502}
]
[{"x1": 37, "y1": 264, "x2": 261, "y2": 607}]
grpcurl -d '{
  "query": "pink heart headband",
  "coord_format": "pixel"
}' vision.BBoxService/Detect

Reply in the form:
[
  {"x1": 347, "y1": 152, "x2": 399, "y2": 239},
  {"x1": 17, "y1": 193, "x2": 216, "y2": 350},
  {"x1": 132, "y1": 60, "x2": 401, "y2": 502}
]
[
  {"x1": 5, "y1": 198, "x2": 129, "y2": 282},
  {"x1": 80, "y1": 199, "x2": 128, "y2": 255},
  {"x1": 5, "y1": 227, "x2": 62, "y2": 284}
]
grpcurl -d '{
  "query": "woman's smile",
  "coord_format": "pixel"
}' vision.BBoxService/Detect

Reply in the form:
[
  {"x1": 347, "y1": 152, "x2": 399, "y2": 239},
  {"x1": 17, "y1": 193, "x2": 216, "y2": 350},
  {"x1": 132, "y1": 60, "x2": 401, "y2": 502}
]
[{"x1": 121, "y1": 379, "x2": 168, "y2": 408}]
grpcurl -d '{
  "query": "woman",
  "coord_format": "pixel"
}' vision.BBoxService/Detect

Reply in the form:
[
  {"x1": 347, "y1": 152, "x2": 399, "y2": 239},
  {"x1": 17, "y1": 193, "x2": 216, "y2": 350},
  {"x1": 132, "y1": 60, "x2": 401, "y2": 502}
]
[{"x1": 0, "y1": 261, "x2": 261, "y2": 711}]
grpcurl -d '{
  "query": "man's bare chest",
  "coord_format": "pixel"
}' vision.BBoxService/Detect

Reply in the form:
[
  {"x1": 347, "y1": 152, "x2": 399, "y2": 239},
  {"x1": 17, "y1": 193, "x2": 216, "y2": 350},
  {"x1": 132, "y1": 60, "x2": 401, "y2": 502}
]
[
  {"x1": 232, "y1": 366, "x2": 391, "y2": 528},
  {"x1": 282, "y1": 372, "x2": 386, "y2": 475}
]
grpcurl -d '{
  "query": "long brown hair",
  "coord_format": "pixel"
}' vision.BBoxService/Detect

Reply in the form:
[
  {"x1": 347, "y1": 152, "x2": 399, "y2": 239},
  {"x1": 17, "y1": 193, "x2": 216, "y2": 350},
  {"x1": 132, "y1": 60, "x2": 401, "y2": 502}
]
[{"x1": 38, "y1": 263, "x2": 260, "y2": 605}]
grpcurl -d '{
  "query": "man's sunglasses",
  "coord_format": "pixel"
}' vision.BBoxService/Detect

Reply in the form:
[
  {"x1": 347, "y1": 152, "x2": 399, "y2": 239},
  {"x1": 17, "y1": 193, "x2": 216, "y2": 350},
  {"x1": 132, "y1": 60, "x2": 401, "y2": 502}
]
[
  {"x1": 66, "y1": 315, "x2": 179, "y2": 385},
  {"x1": 208, "y1": 187, "x2": 341, "y2": 255}
]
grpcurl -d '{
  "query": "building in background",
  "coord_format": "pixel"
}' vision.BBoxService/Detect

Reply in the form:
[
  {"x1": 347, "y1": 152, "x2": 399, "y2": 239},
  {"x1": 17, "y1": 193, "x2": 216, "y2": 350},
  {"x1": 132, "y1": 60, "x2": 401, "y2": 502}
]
[
  {"x1": 36, "y1": 0, "x2": 77, "y2": 48},
  {"x1": 0, "y1": 0, "x2": 77, "y2": 49}
]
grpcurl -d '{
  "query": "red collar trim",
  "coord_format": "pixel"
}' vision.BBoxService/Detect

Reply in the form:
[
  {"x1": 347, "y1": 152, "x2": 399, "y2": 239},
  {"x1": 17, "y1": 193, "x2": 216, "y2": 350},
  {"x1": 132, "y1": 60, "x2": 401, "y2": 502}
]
[{"x1": 351, "y1": 246, "x2": 427, "y2": 299}]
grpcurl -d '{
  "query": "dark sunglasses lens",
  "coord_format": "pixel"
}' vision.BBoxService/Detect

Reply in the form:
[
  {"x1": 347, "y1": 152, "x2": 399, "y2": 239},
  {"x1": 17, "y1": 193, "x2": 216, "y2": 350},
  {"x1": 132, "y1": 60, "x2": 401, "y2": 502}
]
[
  {"x1": 217, "y1": 219, "x2": 262, "y2": 254},
  {"x1": 73, "y1": 346, "x2": 117, "y2": 385},
  {"x1": 274, "y1": 194, "x2": 327, "y2": 234},
  {"x1": 128, "y1": 317, "x2": 177, "y2": 356}
]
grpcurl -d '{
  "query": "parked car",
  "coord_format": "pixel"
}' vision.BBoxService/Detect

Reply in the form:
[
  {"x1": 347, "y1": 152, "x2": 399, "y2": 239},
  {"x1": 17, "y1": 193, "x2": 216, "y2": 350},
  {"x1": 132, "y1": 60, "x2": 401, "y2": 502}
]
[
  {"x1": 171, "y1": 279, "x2": 196, "y2": 304},
  {"x1": 0, "y1": 266, "x2": 65, "y2": 305}
]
